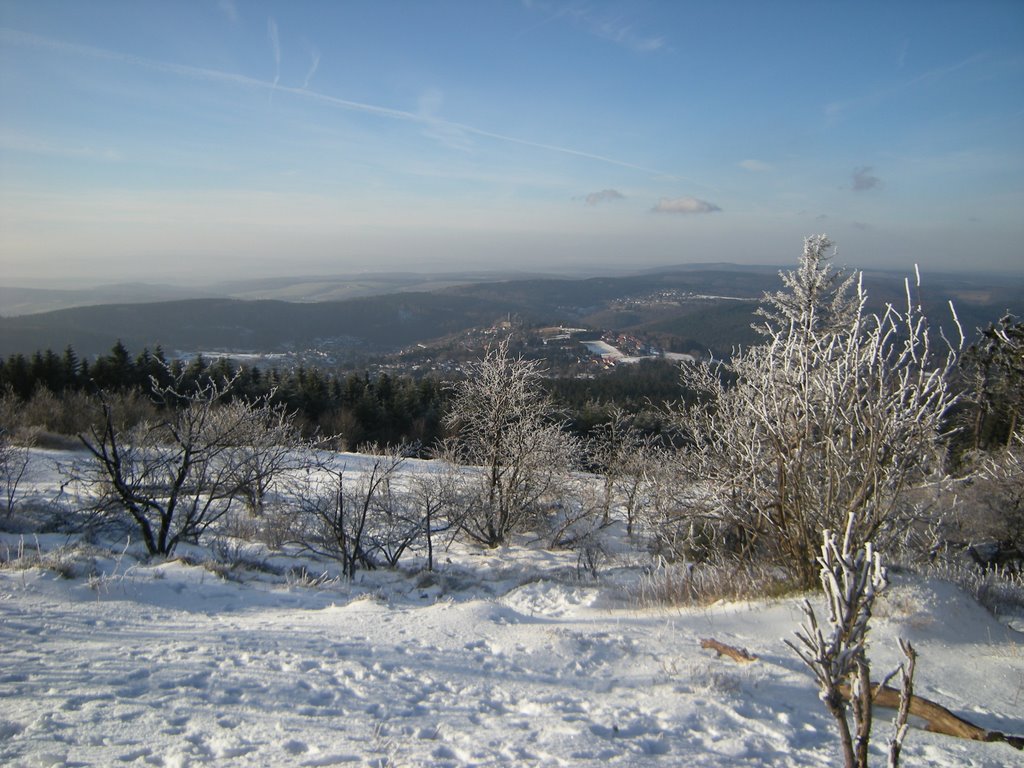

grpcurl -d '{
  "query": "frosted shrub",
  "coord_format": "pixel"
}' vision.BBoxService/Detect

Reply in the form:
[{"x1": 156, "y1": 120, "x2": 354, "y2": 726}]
[
  {"x1": 635, "y1": 559, "x2": 797, "y2": 607},
  {"x1": 673, "y1": 236, "x2": 959, "y2": 587},
  {"x1": 586, "y1": 406, "x2": 666, "y2": 536},
  {"x1": 0, "y1": 429, "x2": 31, "y2": 521},
  {"x1": 965, "y1": 433, "x2": 1024, "y2": 552},
  {"x1": 289, "y1": 446, "x2": 410, "y2": 577},
  {"x1": 79, "y1": 370, "x2": 306, "y2": 556},
  {"x1": 927, "y1": 557, "x2": 1024, "y2": 619},
  {"x1": 445, "y1": 340, "x2": 579, "y2": 547},
  {"x1": 787, "y1": 519, "x2": 917, "y2": 768}
]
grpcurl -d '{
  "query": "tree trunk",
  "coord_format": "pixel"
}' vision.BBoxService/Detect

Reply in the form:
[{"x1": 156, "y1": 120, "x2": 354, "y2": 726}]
[{"x1": 838, "y1": 684, "x2": 1024, "y2": 750}]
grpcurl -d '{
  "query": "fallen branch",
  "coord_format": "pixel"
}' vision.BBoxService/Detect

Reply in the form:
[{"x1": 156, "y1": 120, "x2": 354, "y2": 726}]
[
  {"x1": 700, "y1": 638, "x2": 758, "y2": 664},
  {"x1": 838, "y1": 683, "x2": 1023, "y2": 750}
]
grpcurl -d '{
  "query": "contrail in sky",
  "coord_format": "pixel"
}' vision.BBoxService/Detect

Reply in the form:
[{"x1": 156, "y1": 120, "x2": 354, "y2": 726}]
[
  {"x1": 0, "y1": 27, "x2": 684, "y2": 181},
  {"x1": 303, "y1": 47, "x2": 321, "y2": 89},
  {"x1": 267, "y1": 17, "x2": 280, "y2": 89}
]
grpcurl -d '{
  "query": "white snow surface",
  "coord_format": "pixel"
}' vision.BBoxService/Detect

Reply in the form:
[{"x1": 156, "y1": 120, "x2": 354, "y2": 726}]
[{"x1": 1, "y1": 450, "x2": 1023, "y2": 767}]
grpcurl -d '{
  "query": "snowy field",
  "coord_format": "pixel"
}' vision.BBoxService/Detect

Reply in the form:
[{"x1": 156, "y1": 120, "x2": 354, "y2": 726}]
[{"x1": 1, "y1": 450, "x2": 1023, "y2": 767}]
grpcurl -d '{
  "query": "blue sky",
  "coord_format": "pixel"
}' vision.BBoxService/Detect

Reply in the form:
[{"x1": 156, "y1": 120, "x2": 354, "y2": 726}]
[{"x1": 1, "y1": 0, "x2": 1022, "y2": 286}]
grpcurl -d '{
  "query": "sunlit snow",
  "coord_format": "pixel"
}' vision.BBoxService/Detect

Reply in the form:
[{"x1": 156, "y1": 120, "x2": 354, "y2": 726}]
[{"x1": 1, "y1": 449, "x2": 1021, "y2": 767}]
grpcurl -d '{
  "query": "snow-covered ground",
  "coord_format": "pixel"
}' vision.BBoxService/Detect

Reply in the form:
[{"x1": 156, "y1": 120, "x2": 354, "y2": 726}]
[
  {"x1": 581, "y1": 341, "x2": 623, "y2": 360},
  {"x1": 1, "y1": 451, "x2": 1022, "y2": 767}
]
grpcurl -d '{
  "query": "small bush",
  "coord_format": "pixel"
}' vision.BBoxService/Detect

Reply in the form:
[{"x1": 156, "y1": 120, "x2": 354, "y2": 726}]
[
  {"x1": 926, "y1": 559, "x2": 1024, "y2": 619},
  {"x1": 634, "y1": 559, "x2": 801, "y2": 607},
  {"x1": 285, "y1": 565, "x2": 336, "y2": 588},
  {"x1": 0, "y1": 538, "x2": 103, "y2": 579},
  {"x1": 205, "y1": 537, "x2": 281, "y2": 578}
]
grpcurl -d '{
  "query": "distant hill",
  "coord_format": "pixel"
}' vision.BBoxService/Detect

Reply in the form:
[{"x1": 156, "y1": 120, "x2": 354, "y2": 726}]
[
  {"x1": 0, "y1": 283, "x2": 223, "y2": 317},
  {"x1": 0, "y1": 265, "x2": 1020, "y2": 360},
  {"x1": 0, "y1": 292, "x2": 524, "y2": 359},
  {"x1": 0, "y1": 269, "x2": 572, "y2": 317}
]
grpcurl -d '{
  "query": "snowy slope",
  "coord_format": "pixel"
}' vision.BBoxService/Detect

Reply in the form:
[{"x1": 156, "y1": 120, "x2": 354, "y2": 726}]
[{"x1": 0, "y1": 452, "x2": 1022, "y2": 767}]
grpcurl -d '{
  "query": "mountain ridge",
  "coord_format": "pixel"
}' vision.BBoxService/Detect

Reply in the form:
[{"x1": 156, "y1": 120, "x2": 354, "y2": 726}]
[{"x1": 1, "y1": 266, "x2": 1021, "y2": 361}]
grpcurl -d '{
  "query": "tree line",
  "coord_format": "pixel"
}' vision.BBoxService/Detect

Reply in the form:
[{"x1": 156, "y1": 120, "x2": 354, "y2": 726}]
[
  {"x1": 0, "y1": 342, "x2": 447, "y2": 450},
  {"x1": 0, "y1": 341, "x2": 692, "y2": 450}
]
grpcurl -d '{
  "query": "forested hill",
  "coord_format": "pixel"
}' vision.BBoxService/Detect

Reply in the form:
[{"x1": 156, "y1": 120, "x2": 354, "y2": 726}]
[
  {"x1": 0, "y1": 292, "x2": 523, "y2": 360},
  {"x1": 0, "y1": 265, "x2": 1020, "y2": 359}
]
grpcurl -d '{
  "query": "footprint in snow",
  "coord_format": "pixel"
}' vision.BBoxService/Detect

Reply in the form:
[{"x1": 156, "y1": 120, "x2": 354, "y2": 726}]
[
  {"x1": 209, "y1": 735, "x2": 256, "y2": 759},
  {"x1": 280, "y1": 738, "x2": 309, "y2": 755}
]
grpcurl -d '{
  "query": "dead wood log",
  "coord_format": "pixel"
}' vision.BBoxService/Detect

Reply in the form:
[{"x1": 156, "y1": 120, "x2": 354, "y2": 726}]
[
  {"x1": 838, "y1": 683, "x2": 1023, "y2": 750},
  {"x1": 700, "y1": 638, "x2": 758, "y2": 663}
]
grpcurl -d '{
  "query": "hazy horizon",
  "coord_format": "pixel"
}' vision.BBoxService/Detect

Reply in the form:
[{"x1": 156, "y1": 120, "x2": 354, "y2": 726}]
[
  {"x1": 2, "y1": 1, "x2": 1022, "y2": 285},
  {"x1": 6, "y1": 258, "x2": 1024, "y2": 294}
]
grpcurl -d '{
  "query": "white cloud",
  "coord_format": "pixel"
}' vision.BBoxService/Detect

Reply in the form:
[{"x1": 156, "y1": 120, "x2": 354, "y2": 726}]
[
  {"x1": 584, "y1": 189, "x2": 625, "y2": 206},
  {"x1": 652, "y1": 196, "x2": 721, "y2": 214},
  {"x1": 417, "y1": 88, "x2": 444, "y2": 118},
  {"x1": 739, "y1": 159, "x2": 772, "y2": 172}
]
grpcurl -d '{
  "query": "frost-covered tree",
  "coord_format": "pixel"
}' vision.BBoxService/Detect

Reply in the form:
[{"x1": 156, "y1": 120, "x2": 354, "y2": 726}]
[
  {"x1": 962, "y1": 313, "x2": 1024, "y2": 451},
  {"x1": 962, "y1": 431, "x2": 1024, "y2": 555},
  {"x1": 787, "y1": 519, "x2": 917, "y2": 768},
  {"x1": 289, "y1": 447, "x2": 408, "y2": 577},
  {"x1": 0, "y1": 427, "x2": 31, "y2": 520},
  {"x1": 445, "y1": 339, "x2": 577, "y2": 547},
  {"x1": 755, "y1": 234, "x2": 860, "y2": 339},
  {"x1": 224, "y1": 399, "x2": 307, "y2": 517},
  {"x1": 586, "y1": 406, "x2": 665, "y2": 536},
  {"x1": 673, "y1": 236, "x2": 960, "y2": 586},
  {"x1": 408, "y1": 453, "x2": 465, "y2": 571},
  {"x1": 79, "y1": 371, "x2": 303, "y2": 556}
]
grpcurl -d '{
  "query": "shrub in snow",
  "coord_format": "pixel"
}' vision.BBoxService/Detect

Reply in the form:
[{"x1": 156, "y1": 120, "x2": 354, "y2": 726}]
[
  {"x1": 787, "y1": 519, "x2": 916, "y2": 768},
  {"x1": 78, "y1": 370, "x2": 306, "y2": 556},
  {"x1": 635, "y1": 559, "x2": 797, "y2": 607},
  {"x1": 926, "y1": 557, "x2": 1024, "y2": 620},
  {"x1": 958, "y1": 434, "x2": 1024, "y2": 561},
  {"x1": 288, "y1": 446, "x2": 409, "y2": 577},
  {"x1": 20, "y1": 387, "x2": 119, "y2": 439},
  {"x1": 406, "y1": 456, "x2": 465, "y2": 571},
  {"x1": 444, "y1": 339, "x2": 579, "y2": 547},
  {"x1": 0, "y1": 428, "x2": 31, "y2": 522},
  {"x1": 585, "y1": 405, "x2": 666, "y2": 537},
  {"x1": 959, "y1": 313, "x2": 1023, "y2": 453},
  {"x1": 361, "y1": 455, "x2": 429, "y2": 568},
  {"x1": 289, "y1": 453, "x2": 390, "y2": 578},
  {"x1": 287, "y1": 443, "x2": 467, "y2": 575},
  {"x1": 672, "y1": 235, "x2": 960, "y2": 587}
]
